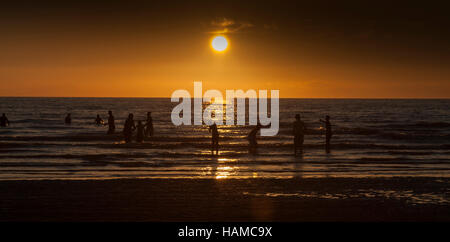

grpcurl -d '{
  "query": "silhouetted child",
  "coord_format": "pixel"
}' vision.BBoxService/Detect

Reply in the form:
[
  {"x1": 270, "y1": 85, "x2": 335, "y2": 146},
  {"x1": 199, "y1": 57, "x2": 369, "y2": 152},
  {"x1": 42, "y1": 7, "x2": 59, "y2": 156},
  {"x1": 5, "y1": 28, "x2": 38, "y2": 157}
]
[
  {"x1": 247, "y1": 123, "x2": 262, "y2": 154},
  {"x1": 293, "y1": 114, "x2": 306, "y2": 155},
  {"x1": 320, "y1": 115, "x2": 332, "y2": 152},
  {"x1": 65, "y1": 113, "x2": 71, "y2": 125},
  {"x1": 123, "y1": 113, "x2": 136, "y2": 143},
  {"x1": 0, "y1": 113, "x2": 10, "y2": 127},
  {"x1": 107, "y1": 111, "x2": 115, "y2": 134},
  {"x1": 209, "y1": 123, "x2": 219, "y2": 155},
  {"x1": 145, "y1": 112, "x2": 154, "y2": 138},
  {"x1": 95, "y1": 114, "x2": 104, "y2": 126},
  {"x1": 136, "y1": 121, "x2": 144, "y2": 143}
]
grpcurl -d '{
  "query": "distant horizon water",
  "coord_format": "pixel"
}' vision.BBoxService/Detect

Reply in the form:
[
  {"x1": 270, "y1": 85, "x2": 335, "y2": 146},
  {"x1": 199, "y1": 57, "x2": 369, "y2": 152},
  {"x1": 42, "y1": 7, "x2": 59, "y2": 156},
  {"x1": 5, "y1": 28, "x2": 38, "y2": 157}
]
[{"x1": 1, "y1": 96, "x2": 449, "y2": 99}]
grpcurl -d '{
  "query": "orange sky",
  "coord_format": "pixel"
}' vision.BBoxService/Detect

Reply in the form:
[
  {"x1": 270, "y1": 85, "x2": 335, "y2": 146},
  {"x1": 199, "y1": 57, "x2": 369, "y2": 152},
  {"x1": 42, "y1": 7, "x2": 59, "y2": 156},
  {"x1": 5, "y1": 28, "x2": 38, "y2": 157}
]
[{"x1": 1, "y1": 1, "x2": 449, "y2": 98}]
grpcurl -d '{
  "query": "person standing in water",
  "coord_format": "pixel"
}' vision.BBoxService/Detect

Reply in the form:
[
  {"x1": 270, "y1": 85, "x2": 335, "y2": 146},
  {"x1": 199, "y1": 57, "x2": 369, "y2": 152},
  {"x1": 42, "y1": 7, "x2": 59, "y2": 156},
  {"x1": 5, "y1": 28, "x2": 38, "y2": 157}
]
[
  {"x1": 247, "y1": 123, "x2": 262, "y2": 154},
  {"x1": 293, "y1": 114, "x2": 306, "y2": 155},
  {"x1": 136, "y1": 120, "x2": 145, "y2": 143},
  {"x1": 107, "y1": 111, "x2": 115, "y2": 134},
  {"x1": 123, "y1": 113, "x2": 136, "y2": 143},
  {"x1": 209, "y1": 123, "x2": 219, "y2": 155},
  {"x1": 65, "y1": 113, "x2": 71, "y2": 125},
  {"x1": 0, "y1": 113, "x2": 10, "y2": 127},
  {"x1": 144, "y1": 112, "x2": 154, "y2": 138},
  {"x1": 320, "y1": 115, "x2": 332, "y2": 152},
  {"x1": 95, "y1": 114, "x2": 104, "y2": 126}
]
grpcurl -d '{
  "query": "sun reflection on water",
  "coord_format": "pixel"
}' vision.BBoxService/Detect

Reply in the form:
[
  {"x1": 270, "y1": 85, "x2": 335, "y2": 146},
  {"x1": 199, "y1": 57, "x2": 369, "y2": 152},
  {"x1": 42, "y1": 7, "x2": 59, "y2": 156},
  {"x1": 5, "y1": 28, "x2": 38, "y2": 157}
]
[
  {"x1": 215, "y1": 166, "x2": 236, "y2": 179},
  {"x1": 217, "y1": 158, "x2": 237, "y2": 163},
  {"x1": 215, "y1": 166, "x2": 232, "y2": 179}
]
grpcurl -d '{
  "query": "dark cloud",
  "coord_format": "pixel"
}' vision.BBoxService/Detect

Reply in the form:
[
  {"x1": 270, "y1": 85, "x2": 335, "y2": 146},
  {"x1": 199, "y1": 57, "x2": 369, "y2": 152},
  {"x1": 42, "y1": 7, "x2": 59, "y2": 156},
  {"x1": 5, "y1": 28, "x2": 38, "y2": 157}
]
[{"x1": 209, "y1": 18, "x2": 254, "y2": 34}]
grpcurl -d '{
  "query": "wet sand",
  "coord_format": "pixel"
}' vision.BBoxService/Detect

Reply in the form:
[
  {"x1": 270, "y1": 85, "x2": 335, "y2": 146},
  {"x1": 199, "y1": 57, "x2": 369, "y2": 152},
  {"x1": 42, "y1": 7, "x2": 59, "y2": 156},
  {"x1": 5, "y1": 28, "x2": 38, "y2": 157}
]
[{"x1": 0, "y1": 177, "x2": 449, "y2": 221}]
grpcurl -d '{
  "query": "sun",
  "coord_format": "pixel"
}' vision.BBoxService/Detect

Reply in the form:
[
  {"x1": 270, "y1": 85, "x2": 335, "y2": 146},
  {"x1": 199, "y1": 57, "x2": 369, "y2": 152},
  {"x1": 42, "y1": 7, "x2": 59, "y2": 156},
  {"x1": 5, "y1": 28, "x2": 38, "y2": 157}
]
[{"x1": 211, "y1": 36, "x2": 228, "y2": 52}]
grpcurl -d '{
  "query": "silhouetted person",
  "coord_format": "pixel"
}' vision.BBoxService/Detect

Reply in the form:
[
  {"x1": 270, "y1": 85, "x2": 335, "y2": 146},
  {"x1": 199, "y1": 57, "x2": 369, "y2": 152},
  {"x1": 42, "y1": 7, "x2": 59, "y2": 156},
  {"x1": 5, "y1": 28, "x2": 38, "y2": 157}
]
[
  {"x1": 123, "y1": 113, "x2": 136, "y2": 143},
  {"x1": 65, "y1": 113, "x2": 71, "y2": 125},
  {"x1": 293, "y1": 114, "x2": 306, "y2": 155},
  {"x1": 145, "y1": 112, "x2": 154, "y2": 138},
  {"x1": 107, "y1": 111, "x2": 115, "y2": 134},
  {"x1": 136, "y1": 120, "x2": 144, "y2": 143},
  {"x1": 95, "y1": 114, "x2": 104, "y2": 126},
  {"x1": 247, "y1": 123, "x2": 262, "y2": 154},
  {"x1": 0, "y1": 113, "x2": 10, "y2": 127},
  {"x1": 209, "y1": 123, "x2": 219, "y2": 155},
  {"x1": 320, "y1": 115, "x2": 332, "y2": 152}
]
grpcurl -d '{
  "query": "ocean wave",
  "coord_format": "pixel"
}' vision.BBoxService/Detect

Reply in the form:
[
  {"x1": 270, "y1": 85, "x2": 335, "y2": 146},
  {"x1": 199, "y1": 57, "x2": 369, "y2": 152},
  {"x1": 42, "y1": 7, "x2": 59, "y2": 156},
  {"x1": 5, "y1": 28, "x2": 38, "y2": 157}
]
[
  {"x1": 0, "y1": 153, "x2": 448, "y2": 169},
  {"x1": 96, "y1": 142, "x2": 450, "y2": 151},
  {"x1": 1, "y1": 139, "x2": 449, "y2": 151},
  {"x1": 378, "y1": 132, "x2": 450, "y2": 141},
  {"x1": 13, "y1": 119, "x2": 61, "y2": 124},
  {"x1": 373, "y1": 121, "x2": 450, "y2": 129},
  {"x1": 358, "y1": 157, "x2": 450, "y2": 164}
]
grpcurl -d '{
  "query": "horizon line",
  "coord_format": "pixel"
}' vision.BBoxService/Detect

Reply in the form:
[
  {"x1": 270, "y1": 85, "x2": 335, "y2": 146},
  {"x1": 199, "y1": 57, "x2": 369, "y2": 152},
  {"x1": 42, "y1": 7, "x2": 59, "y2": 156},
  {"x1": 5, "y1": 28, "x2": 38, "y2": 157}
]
[{"x1": 0, "y1": 96, "x2": 449, "y2": 99}]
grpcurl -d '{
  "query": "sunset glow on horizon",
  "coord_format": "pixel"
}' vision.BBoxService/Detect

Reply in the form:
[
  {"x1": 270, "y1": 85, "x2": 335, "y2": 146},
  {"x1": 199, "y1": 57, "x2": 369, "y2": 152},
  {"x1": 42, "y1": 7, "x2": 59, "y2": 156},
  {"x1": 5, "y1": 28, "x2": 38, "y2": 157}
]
[{"x1": 0, "y1": 1, "x2": 449, "y2": 98}]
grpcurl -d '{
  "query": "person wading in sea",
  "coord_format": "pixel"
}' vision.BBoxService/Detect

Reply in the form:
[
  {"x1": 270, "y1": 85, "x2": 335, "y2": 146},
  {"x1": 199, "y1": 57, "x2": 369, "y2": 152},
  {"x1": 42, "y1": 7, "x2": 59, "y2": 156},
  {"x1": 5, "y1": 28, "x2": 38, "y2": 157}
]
[
  {"x1": 95, "y1": 114, "x2": 104, "y2": 126},
  {"x1": 320, "y1": 115, "x2": 332, "y2": 153},
  {"x1": 209, "y1": 123, "x2": 219, "y2": 155},
  {"x1": 144, "y1": 112, "x2": 154, "y2": 138},
  {"x1": 0, "y1": 113, "x2": 10, "y2": 127},
  {"x1": 107, "y1": 111, "x2": 115, "y2": 134},
  {"x1": 136, "y1": 120, "x2": 145, "y2": 143},
  {"x1": 247, "y1": 123, "x2": 262, "y2": 155},
  {"x1": 123, "y1": 113, "x2": 136, "y2": 143},
  {"x1": 64, "y1": 113, "x2": 71, "y2": 125},
  {"x1": 293, "y1": 114, "x2": 306, "y2": 155}
]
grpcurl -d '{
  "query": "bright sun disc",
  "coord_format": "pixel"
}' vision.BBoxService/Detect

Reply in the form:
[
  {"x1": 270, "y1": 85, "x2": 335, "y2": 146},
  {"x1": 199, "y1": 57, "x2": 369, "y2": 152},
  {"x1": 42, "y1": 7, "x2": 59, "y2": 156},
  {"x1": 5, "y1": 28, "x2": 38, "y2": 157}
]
[{"x1": 211, "y1": 36, "x2": 228, "y2": 52}]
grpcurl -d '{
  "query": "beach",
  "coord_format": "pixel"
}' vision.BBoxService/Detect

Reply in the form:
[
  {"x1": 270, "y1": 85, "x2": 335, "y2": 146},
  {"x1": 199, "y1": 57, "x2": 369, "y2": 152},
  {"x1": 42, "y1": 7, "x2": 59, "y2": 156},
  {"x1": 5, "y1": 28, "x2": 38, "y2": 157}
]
[{"x1": 1, "y1": 177, "x2": 448, "y2": 221}]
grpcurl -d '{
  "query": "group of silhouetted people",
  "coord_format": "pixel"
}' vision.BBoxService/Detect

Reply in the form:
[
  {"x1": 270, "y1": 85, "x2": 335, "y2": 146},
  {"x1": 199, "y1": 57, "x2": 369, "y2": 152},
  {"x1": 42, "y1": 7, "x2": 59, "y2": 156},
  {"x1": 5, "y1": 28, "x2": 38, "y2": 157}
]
[
  {"x1": 3, "y1": 110, "x2": 332, "y2": 156},
  {"x1": 122, "y1": 112, "x2": 154, "y2": 143},
  {"x1": 96, "y1": 111, "x2": 333, "y2": 155},
  {"x1": 207, "y1": 114, "x2": 332, "y2": 156},
  {"x1": 62, "y1": 111, "x2": 153, "y2": 143},
  {"x1": 292, "y1": 114, "x2": 332, "y2": 155}
]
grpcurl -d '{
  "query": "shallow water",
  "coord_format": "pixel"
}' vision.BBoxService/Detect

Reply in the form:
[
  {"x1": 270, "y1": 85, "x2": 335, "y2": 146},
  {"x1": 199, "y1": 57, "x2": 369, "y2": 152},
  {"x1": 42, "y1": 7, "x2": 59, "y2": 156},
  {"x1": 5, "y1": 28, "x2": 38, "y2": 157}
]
[{"x1": 0, "y1": 98, "x2": 449, "y2": 180}]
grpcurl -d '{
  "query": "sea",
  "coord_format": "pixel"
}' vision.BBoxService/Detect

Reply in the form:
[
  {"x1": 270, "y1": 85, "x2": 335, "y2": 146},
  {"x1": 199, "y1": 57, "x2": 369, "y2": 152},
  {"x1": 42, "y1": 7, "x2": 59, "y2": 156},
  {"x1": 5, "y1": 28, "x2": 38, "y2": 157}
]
[{"x1": 0, "y1": 97, "x2": 449, "y2": 180}]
